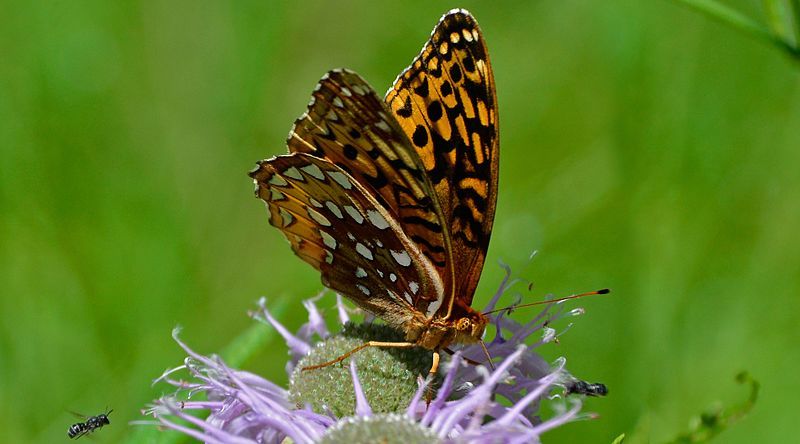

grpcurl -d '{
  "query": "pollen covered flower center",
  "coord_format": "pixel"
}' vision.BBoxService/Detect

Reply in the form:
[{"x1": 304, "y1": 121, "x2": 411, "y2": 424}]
[
  {"x1": 289, "y1": 323, "x2": 438, "y2": 417},
  {"x1": 320, "y1": 413, "x2": 442, "y2": 444}
]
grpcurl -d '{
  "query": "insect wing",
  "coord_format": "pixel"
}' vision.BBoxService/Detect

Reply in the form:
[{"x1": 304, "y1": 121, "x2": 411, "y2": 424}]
[
  {"x1": 287, "y1": 69, "x2": 452, "y2": 312},
  {"x1": 386, "y1": 9, "x2": 499, "y2": 314},
  {"x1": 250, "y1": 153, "x2": 445, "y2": 322}
]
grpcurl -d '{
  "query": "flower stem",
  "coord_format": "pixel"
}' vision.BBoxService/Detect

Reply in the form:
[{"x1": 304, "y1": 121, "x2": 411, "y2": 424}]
[
  {"x1": 790, "y1": 0, "x2": 800, "y2": 45},
  {"x1": 672, "y1": 0, "x2": 800, "y2": 60},
  {"x1": 762, "y1": 0, "x2": 789, "y2": 40}
]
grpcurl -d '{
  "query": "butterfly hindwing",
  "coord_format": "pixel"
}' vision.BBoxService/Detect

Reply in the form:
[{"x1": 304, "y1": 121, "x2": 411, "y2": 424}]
[
  {"x1": 250, "y1": 153, "x2": 446, "y2": 324},
  {"x1": 386, "y1": 9, "x2": 499, "y2": 315},
  {"x1": 286, "y1": 69, "x2": 454, "y2": 311}
]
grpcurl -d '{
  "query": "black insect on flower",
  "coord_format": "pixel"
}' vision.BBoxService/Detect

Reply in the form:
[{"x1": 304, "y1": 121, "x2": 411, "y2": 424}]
[
  {"x1": 67, "y1": 409, "x2": 112, "y2": 439},
  {"x1": 564, "y1": 379, "x2": 609, "y2": 397}
]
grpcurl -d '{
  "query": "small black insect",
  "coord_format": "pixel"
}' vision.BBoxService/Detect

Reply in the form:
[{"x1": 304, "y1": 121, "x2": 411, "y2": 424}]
[
  {"x1": 67, "y1": 409, "x2": 112, "y2": 439},
  {"x1": 565, "y1": 379, "x2": 608, "y2": 397}
]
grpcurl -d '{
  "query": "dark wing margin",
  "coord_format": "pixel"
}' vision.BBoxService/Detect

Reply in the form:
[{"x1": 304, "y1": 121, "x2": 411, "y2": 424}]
[{"x1": 385, "y1": 9, "x2": 499, "y2": 317}]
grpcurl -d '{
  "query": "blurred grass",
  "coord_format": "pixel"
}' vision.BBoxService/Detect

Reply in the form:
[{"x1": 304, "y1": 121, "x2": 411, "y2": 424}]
[{"x1": 1, "y1": 1, "x2": 798, "y2": 443}]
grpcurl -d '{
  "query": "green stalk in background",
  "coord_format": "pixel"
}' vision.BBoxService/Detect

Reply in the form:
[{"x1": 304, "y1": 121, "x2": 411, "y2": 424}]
[{"x1": 673, "y1": 0, "x2": 800, "y2": 60}]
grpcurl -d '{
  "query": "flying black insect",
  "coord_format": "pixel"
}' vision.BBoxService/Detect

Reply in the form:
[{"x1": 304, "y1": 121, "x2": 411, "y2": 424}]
[{"x1": 67, "y1": 409, "x2": 112, "y2": 439}]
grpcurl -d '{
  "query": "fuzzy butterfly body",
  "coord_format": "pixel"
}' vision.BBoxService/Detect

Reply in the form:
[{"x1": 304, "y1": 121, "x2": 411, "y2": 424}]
[{"x1": 250, "y1": 9, "x2": 498, "y2": 354}]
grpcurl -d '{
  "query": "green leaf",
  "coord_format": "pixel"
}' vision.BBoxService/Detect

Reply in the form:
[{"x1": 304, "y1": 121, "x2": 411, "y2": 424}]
[
  {"x1": 663, "y1": 371, "x2": 759, "y2": 444},
  {"x1": 220, "y1": 298, "x2": 290, "y2": 367}
]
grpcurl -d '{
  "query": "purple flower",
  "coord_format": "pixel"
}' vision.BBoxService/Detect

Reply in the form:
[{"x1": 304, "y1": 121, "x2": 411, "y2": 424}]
[{"x1": 145, "y1": 264, "x2": 600, "y2": 443}]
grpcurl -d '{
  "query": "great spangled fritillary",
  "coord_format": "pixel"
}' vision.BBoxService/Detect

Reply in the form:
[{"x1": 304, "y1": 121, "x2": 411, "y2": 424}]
[{"x1": 250, "y1": 9, "x2": 498, "y2": 374}]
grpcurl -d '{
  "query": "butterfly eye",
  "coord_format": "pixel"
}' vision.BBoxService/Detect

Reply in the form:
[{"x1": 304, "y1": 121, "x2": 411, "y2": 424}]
[{"x1": 455, "y1": 318, "x2": 471, "y2": 331}]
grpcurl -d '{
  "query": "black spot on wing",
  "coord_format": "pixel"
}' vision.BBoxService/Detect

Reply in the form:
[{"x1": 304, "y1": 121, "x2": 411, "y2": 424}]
[
  {"x1": 440, "y1": 80, "x2": 453, "y2": 97},
  {"x1": 414, "y1": 77, "x2": 430, "y2": 98},
  {"x1": 397, "y1": 96, "x2": 413, "y2": 118},
  {"x1": 343, "y1": 144, "x2": 358, "y2": 160},
  {"x1": 449, "y1": 63, "x2": 462, "y2": 83},
  {"x1": 427, "y1": 100, "x2": 443, "y2": 122},
  {"x1": 412, "y1": 125, "x2": 429, "y2": 148}
]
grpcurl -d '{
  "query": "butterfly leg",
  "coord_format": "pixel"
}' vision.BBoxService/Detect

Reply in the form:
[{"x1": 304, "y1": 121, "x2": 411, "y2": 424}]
[
  {"x1": 442, "y1": 347, "x2": 482, "y2": 366},
  {"x1": 301, "y1": 341, "x2": 416, "y2": 371},
  {"x1": 423, "y1": 350, "x2": 442, "y2": 407},
  {"x1": 429, "y1": 350, "x2": 440, "y2": 376}
]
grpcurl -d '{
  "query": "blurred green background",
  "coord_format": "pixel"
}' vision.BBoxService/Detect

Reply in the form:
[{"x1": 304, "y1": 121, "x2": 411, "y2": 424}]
[{"x1": 2, "y1": 0, "x2": 798, "y2": 442}]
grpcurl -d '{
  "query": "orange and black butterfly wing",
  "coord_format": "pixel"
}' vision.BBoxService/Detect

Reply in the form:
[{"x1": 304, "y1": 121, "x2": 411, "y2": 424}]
[
  {"x1": 386, "y1": 9, "x2": 499, "y2": 315},
  {"x1": 249, "y1": 153, "x2": 446, "y2": 323},
  {"x1": 286, "y1": 69, "x2": 452, "y2": 309}
]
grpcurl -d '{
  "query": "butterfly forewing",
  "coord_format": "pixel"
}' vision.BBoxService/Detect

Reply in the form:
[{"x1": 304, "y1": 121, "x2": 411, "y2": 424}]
[
  {"x1": 287, "y1": 69, "x2": 453, "y2": 308},
  {"x1": 386, "y1": 9, "x2": 499, "y2": 315},
  {"x1": 250, "y1": 153, "x2": 446, "y2": 323}
]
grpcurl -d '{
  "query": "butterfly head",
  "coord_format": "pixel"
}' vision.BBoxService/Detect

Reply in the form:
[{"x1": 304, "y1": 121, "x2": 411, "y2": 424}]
[
  {"x1": 452, "y1": 312, "x2": 488, "y2": 343},
  {"x1": 407, "y1": 305, "x2": 488, "y2": 350}
]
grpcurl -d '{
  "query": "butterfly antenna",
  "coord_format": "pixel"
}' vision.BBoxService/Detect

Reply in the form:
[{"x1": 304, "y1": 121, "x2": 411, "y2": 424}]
[{"x1": 483, "y1": 289, "x2": 610, "y2": 315}]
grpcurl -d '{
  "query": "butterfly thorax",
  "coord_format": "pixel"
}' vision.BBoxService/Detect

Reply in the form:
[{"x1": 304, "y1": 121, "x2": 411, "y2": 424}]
[{"x1": 405, "y1": 303, "x2": 488, "y2": 350}]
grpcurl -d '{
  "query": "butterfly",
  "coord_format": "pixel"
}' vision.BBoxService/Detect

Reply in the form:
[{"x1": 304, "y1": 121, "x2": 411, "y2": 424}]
[{"x1": 250, "y1": 9, "x2": 498, "y2": 376}]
